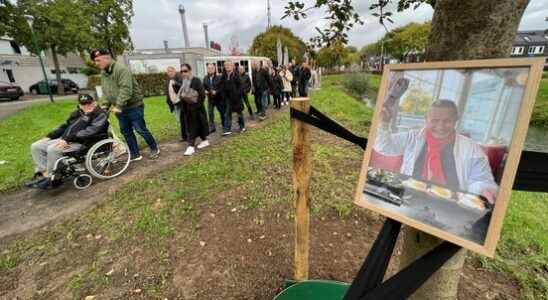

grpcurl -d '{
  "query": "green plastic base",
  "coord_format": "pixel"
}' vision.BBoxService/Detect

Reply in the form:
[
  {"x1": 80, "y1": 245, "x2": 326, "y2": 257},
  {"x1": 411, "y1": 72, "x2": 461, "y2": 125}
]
[{"x1": 274, "y1": 280, "x2": 350, "y2": 300}]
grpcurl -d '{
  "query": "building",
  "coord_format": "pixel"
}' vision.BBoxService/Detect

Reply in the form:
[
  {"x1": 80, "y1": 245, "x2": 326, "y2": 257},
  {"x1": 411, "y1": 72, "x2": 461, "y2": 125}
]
[
  {"x1": 0, "y1": 37, "x2": 87, "y2": 92},
  {"x1": 511, "y1": 30, "x2": 548, "y2": 68},
  {"x1": 123, "y1": 47, "x2": 221, "y2": 79}
]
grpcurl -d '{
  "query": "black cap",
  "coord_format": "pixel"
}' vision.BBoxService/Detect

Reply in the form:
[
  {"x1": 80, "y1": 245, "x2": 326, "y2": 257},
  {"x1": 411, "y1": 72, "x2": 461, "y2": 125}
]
[
  {"x1": 90, "y1": 48, "x2": 109, "y2": 61},
  {"x1": 78, "y1": 94, "x2": 95, "y2": 104}
]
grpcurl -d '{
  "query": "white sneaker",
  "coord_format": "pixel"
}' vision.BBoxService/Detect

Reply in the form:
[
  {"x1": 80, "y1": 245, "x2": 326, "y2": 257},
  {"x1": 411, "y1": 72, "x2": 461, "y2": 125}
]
[
  {"x1": 197, "y1": 140, "x2": 210, "y2": 149},
  {"x1": 184, "y1": 146, "x2": 195, "y2": 156}
]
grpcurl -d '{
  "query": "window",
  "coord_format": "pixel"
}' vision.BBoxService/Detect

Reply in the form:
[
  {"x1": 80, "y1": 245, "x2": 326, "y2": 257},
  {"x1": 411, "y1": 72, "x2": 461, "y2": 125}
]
[
  {"x1": 511, "y1": 47, "x2": 524, "y2": 55},
  {"x1": 528, "y1": 46, "x2": 546, "y2": 55},
  {"x1": 528, "y1": 46, "x2": 535, "y2": 54},
  {"x1": 67, "y1": 67, "x2": 80, "y2": 74},
  {"x1": 537, "y1": 46, "x2": 545, "y2": 54}
]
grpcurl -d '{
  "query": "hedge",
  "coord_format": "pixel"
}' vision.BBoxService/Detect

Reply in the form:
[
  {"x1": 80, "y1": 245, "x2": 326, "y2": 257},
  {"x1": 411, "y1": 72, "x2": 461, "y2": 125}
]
[{"x1": 87, "y1": 73, "x2": 166, "y2": 97}]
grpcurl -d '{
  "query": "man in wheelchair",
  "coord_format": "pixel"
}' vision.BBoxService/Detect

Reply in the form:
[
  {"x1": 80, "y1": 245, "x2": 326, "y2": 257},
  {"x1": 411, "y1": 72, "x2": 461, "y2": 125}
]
[{"x1": 26, "y1": 94, "x2": 109, "y2": 189}]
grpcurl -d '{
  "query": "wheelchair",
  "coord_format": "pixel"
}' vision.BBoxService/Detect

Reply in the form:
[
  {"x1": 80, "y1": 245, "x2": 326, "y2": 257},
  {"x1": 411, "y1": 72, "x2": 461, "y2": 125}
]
[{"x1": 49, "y1": 133, "x2": 131, "y2": 190}]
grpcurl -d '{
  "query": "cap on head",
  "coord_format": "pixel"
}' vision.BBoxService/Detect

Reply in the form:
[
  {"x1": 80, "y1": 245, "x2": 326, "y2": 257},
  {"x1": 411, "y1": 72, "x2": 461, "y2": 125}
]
[
  {"x1": 90, "y1": 49, "x2": 110, "y2": 61},
  {"x1": 78, "y1": 93, "x2": 95, "y2": 104}
]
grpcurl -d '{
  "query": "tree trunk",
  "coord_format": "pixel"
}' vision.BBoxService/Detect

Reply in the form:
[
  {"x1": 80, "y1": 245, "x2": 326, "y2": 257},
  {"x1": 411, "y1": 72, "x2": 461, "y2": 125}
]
[
  {"x1": 51, "y1": 46, "x2": 65, "y2": 95},
  {"x1": 399, "y1": 1, "x2": 529, "y2": 299}
]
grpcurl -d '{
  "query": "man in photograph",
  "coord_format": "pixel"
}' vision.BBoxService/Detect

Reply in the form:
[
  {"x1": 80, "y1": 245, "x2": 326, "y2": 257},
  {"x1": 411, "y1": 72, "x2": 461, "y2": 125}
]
[{"x1": 374, "y1": 83, "x2": 499, "y2": 203}]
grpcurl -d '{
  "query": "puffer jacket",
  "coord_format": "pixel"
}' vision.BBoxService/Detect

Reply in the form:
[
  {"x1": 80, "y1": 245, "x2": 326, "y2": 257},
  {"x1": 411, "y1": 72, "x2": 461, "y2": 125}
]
[{"x1": 47, "y1": 106, "x2": 109, "y2": 146}]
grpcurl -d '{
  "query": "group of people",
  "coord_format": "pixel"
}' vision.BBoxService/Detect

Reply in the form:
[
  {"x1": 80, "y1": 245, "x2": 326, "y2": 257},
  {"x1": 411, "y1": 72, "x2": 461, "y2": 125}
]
[
  {"x1": 26, "y1": 48, "x2": 313, "y2": 189},
  {"x1": 165, "y1": 59, "x2": 313, "y2": 155}
]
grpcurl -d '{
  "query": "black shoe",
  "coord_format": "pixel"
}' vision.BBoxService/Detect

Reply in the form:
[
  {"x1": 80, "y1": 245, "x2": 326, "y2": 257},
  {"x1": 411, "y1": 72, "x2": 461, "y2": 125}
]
[
  {"x1": 149, "y1": 148, "x2": 160, "y2": 159},
  {"x1": 25, "y1": 172, "x2": 45, "y2": 188},
  {"x1": 36, "y1": 178, "x2": 62, "y2": 190}
]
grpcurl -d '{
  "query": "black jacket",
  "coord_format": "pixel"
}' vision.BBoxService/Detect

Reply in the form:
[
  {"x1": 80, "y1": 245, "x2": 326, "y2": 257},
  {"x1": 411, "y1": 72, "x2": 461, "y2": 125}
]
[
  {"x1": 291, "y1": 66, "x2": 301, "y2": 84},
  {"x1": 239, "y1": 73, "x2": 252, "y2": 94},
  {"x1": 181, "y1": 77, "x2": 207, "y2": 110},
  {"x1": 47, "y1": 106, "x2": 109, "y2": 146},
  {"x1": 272, "y1": 73, "x2": 283, "y2": 96},
  {"x1": 165, "y1": 73, "x2": 182, "y2": 112},
  {"x1": 252, "y1": 67, "x2": 270, "y2": 93},
  {"x1": 202, "y1": 73, "x2": 223, "y2": 103},
  {"x1": 300, "y1": 67, "x2": 311, "y2": 83},
  {"x1": 220, "y1": 71, "x2": 244, "y2": 112}
]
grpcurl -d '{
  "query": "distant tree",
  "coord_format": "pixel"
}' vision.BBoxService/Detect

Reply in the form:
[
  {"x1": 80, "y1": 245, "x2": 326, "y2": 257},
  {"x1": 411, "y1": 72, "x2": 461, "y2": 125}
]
[
  {"x1": 249, "y1": 26, "x2": 307, "y2": 65},
  {"x1": 383, "y1": 22, "x2": 430, "y2": 61},
  {"x1": 85, "y1": 0, "x2": 134, "y2": 57},
  {"x1": 8, "y1": 0, "x2": 93, "y2": 95},
  {"x1": 316, "y1": 41, "x2": 349, "y2": 70}
]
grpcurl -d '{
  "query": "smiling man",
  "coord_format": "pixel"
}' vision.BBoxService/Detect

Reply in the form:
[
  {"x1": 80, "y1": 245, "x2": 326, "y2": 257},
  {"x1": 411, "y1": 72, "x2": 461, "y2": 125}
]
[{"x1": 374, "y1": 93, "x2": 499, "y2": 203}]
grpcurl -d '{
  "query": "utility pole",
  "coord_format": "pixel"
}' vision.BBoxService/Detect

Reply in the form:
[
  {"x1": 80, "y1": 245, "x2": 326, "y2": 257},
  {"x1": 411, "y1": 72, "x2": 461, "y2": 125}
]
[{"x1": 267, "y1": 0, "x2": 272, "y2": 30}]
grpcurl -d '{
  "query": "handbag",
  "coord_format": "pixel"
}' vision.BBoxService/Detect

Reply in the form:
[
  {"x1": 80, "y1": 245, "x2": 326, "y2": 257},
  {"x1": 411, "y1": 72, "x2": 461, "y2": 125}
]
[{"x1": 178, "y1": 78, "x2": 199, "y2": 104}]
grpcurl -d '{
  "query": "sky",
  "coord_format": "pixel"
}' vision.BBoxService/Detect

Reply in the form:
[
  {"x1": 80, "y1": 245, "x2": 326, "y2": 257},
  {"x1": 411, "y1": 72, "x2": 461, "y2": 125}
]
[{"x1": 129, "y1": 0, "x2": 548, "y2": 52}]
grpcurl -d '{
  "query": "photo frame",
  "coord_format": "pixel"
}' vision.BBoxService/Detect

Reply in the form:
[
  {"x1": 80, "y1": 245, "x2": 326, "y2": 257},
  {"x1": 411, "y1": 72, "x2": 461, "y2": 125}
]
[{"x1": 354, "y1": 58, "x2": 544, "y2": 256}]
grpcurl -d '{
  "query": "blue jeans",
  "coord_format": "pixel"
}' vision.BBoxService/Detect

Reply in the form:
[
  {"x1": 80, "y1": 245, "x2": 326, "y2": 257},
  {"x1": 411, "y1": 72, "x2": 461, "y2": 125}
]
[
  {"x1": 223, "y1": 100, "x2": 245, "y2": 132},
  {"x1": 116, "y1": 105, "x2": 158, "y2": 156},
  {"x1": 259, "y1": 90, "x2": 269, "y2": 116}
]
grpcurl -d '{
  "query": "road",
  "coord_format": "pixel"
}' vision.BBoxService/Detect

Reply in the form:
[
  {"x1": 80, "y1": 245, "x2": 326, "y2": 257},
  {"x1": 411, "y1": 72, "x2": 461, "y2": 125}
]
[{"x1": 0, "y1": 95, "x2": 75, "y2": 121}]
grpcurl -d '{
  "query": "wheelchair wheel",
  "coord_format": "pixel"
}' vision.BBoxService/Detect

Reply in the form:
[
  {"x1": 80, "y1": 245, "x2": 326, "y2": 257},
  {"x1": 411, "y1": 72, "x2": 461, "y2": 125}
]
[{"x1": 85, "y1": 138, "x2": 130, "y2": 180}]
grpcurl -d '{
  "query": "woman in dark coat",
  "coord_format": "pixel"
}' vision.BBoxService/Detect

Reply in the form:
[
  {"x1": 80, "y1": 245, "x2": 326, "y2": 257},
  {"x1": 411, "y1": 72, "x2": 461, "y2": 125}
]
[
  {"x1": 179, "y1": 63, "x2": 210, "y2": 156},
  {"x1": 271, "y1": 67, "x2": 284, "y2": 109},
  {"x1": 220, "y1": 60, "x2": 245, "y2": 135}
]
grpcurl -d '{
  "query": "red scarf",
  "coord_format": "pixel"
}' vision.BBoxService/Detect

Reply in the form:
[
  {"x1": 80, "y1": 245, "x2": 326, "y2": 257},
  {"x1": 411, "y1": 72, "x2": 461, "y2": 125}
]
[{"x1": 421, "y1": 128, "x2": 454, "y2": 185}]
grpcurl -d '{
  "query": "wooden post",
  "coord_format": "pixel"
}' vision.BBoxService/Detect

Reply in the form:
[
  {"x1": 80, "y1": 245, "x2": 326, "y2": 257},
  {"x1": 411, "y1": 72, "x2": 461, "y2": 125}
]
[{"x1": 291, "y1": 97, "x2": 312, "y2": 281}]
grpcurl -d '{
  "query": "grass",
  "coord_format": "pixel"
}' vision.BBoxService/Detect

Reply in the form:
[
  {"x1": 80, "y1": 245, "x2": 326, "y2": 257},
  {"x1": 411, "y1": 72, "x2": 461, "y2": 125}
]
[{"x1": 0, "y1": 75, "x2": 546, "y2": 299}]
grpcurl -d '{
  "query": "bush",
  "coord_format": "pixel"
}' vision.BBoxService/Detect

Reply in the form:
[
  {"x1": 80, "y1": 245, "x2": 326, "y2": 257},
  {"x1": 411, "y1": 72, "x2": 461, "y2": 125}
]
[
  {"x1": 135, "y1": 73, "x2": 166, "y2": 97},
  {"x1": 342, "y1": 73, "x2": 370, "y2": 100},
  {"x1": 86, "y1": 73, "x2": 166, "y2": 97}
]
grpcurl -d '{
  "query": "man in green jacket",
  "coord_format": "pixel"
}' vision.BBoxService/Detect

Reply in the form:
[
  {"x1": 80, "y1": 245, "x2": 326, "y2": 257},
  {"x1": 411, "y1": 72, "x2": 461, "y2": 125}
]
[{"x1": 91, "y1": 49, "x2": 159, "y2": 161}]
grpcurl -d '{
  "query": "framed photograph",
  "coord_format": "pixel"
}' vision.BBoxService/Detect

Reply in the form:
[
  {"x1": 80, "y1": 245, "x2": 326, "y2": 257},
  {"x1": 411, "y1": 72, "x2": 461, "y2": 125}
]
[{"x1": 354, "y1": 58, "x2": 544, "y2": 256}]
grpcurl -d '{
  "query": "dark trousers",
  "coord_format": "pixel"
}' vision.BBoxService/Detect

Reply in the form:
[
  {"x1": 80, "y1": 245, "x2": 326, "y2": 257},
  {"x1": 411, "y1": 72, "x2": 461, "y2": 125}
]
[
  {"x1": 116, "y1": 105, "x2": 158, "y2": 156},
  {"x1": 273, "y1": 92, "x2": 282, "y2": 109},
  {"x1": 223, "y1": 100, "x2": 245, "y2": 132},
  {"x1": 291, "y1": 82, "x2": 299, "y2": 97},
  {"x1": 283, "y1": 91, "x2": 291, "y2": 103},
  {"x1": 241, "y1": 92, "x2": 254, "y2": 117},
  {"x1": 299, "y1": 80, "x2": 309, "y2": 97},
  {"x1": 207, "y1": 98, "x2": 225, "y2": 131}
]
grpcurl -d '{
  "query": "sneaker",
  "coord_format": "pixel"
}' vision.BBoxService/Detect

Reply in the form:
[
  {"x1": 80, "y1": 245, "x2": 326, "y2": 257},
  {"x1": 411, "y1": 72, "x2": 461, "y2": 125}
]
[
  {"x1": 149, "y1": 148, "x2": 160, "y2": 159},
  {"x1": 184, "y1": 146, "x2": 195, "y2": 156},
  {"x1": 222, "y1": 131, "x2": 232, "y2": 136},
  {"x1": 197, "y1": 140, "x2": 210, "y2": 149},
  {"x1": 25, "y1": 172, "x2": 45, "y2": 188},
  {"x1": 36, "y1": 178, "x2": 62, "y2": 190},
  {"x1": 240, "y1": 128, "x2": 247, "y2": 133},
  {"x1": 259, "y1": 115, "x2": 266, "y2": 121},
  {"x1": 130, "y1": 154, "x2": 143, "y2": 162}
]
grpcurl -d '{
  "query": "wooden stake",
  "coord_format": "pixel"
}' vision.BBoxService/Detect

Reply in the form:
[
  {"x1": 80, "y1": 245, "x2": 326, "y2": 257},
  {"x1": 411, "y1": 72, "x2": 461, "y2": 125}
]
[{"x1": 291, "y1": 97, "x2": 311, "y2": 281}]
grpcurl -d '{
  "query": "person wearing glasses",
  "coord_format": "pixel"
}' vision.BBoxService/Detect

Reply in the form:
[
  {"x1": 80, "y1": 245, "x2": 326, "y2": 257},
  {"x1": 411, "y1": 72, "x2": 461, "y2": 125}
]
[
  {"x1": 178, "y1": 63, "x2": 210, "y2": 156},
  {"x1": 91, "y1": 48, "x2": 160, "y2": 162}
]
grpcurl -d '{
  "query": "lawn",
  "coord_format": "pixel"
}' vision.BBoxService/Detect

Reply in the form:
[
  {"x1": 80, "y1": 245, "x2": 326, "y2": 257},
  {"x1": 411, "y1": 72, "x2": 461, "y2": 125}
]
[{"x1": 0, "y1": 75, "x2": 546, "y2": 299}]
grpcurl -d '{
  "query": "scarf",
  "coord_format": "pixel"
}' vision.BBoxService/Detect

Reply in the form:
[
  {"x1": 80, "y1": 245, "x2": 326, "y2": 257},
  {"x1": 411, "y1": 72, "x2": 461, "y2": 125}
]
[
  {"x1": 168, "y1": 80, "x2": 179, "y2": 104},
  {"x1": 421, "y1": 128, "x2": 455, "y2": 185}
]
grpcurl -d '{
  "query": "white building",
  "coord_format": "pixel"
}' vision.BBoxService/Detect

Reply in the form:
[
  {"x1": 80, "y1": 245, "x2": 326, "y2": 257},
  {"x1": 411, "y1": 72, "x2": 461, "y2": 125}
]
[{"x1": 0, "y1": 37, "x2": 87, "y2": 92}]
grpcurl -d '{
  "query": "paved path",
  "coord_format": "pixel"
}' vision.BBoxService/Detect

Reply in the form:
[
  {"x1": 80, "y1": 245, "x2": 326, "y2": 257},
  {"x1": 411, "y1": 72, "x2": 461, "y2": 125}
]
[{"x1": 0, "y1": 95, "x2": 74, "y2": 121}]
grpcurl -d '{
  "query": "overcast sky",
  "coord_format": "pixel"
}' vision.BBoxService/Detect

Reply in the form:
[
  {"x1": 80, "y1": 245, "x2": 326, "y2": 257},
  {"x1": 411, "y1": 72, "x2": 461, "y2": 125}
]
[{"x1": 130, "y1": 0, "x2": 548, "y2": 52}]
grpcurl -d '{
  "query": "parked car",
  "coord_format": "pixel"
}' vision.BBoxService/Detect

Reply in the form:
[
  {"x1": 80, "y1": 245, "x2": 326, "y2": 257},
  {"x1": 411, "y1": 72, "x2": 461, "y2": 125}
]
[
  {"x1": 0, "y1": 81, "x2": 24, "y2": 101},
  {"x1": 29, "y1": 79, "x2": 79, "y2": 95}
]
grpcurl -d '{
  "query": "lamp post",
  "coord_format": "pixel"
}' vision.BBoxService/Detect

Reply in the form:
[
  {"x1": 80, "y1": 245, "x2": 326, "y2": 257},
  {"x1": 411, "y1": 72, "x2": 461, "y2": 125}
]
[{"x1": 25, "y1": 15, "x2": 54, "y2": 103}]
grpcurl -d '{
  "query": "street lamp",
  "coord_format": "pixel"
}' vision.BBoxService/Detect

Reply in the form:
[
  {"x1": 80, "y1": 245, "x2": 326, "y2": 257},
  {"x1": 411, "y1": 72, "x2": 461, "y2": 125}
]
[{"x1": 24, "y1": 15, "x2": 54, "y2": 103}]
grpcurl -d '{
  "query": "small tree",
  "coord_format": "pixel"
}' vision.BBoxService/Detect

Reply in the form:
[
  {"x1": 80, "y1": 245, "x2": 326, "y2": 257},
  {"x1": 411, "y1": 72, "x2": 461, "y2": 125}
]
[
  {"x1": 249, "y1": 26, "x2": 307, "y2": 65},
  {"x1": 9, "y1": 0, "x2": 92, "y2": 95}
]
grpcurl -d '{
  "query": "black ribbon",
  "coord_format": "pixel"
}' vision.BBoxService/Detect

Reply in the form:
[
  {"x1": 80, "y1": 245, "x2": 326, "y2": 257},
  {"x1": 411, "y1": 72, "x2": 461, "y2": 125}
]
[{"x1": 290, "y1": 106, "x2": 548, "y2": 192}]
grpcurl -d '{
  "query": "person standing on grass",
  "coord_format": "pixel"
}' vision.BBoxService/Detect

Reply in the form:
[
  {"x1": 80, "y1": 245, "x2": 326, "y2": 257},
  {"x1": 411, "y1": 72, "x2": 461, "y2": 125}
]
[
  {"x1": 272, "y1": 67, "x2": 284, "y2": 110},
  {"x1": 165, "y1": 66, "x2": 186, "y2": 142},
  {"x1": 290, "y1": 60, "x2": 300, "y2": 97},
  {"x1": 280, "y1": 65, "x2": 293, "y2": 106},
  {"x1": 238, "y1": 65, "x2": 254, "y2": 120},
  {"x1": 203, "y1": 63, "x2": 225, "y2": 133},
  {"x1": 299, "y1": 62, "x2": 312, "y2": 97},
  {"x1": 178, "y1": 63, "x2": 210, "y2": 156},
  {"x1": 251, "y1": 61, "x2": 269, "y2": 120},
  {"x1": 220, "y1": 60, "x2": 246, "y2": 135},
  {"x1": 91, "y1": 49, "x2": 159, "y2": 161}
]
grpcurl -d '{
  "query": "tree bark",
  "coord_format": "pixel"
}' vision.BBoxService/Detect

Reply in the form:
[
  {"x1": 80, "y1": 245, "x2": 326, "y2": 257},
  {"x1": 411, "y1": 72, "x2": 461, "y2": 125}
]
[
  {"x1": 400, "y1": 1, "x2": 529, "y2": 299},
  {"x1": 50, "y1": 46, "x2": 65, "y2": 95}
]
